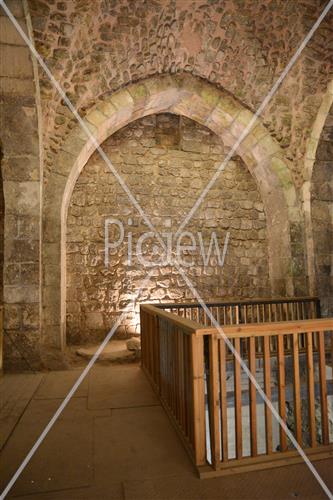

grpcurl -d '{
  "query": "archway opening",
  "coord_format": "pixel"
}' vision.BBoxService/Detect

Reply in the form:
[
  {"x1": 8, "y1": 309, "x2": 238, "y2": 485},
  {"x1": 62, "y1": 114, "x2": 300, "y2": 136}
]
[{"x1": 65, "y1": 113, "x2": 270, "y2": 347}]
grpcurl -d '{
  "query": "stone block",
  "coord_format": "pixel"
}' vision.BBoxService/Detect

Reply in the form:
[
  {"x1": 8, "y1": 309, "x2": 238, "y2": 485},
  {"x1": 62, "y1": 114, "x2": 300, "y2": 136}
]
[
  {"x1": 4, "y1": 303, "x2": 21, "y2": 329},
  {"x1": 4, "y1": 284, "x2": 39, "y2": 303},
  {"x1": 0, "y1": 16, "x2": 27, "y2": 45},
  {"x1": 1, "y1": 103, "x2": 39, "y2": 155},
  {"x1": 4, "y1": 262, "x2": 20, "y2": 285},
  {"x1": 43, "y1": 216, "x2": 61, "y2": 243},
  {"x1": 0, "y1": 0, "x2": 25, "y2": 17},
  {"x1": 43, "y1": 242, "x2": 61, "y2": 265},
  {"x1": 22, "y1": 303, "x2": 40, "y2": 328},
  {"x1": 85, "y1": 311, "x2": 104, "y2": 329},
  {"x1": 4, "y1": 237, "x2": 39, "y2": 263},
  {"x1": 126, "y1": 337, "x2": 141, "y2": 351},
  {"x1": 86, "y1": 109, "x2": 106, "y2": 128},
  {"x1": 21, "y1": 262, "x2": 39, "y2": 285},
  {"x1": 43, "y1": 264, "x2": 60, "y2": 286},
  {"x1": 2, "y1": 155, "x2": 39, "y2": 181},
  {"x1": 0, "y1": 76, "x2": 35, "y2": 96},
  {"x1": 0, "y1": 45, "x2": 33, "y2": 78},
  {"x1": 110, "y1": 89, "x2": 134, "y2": 111},
  {"x1": 97, "y1": 99, "x2": 117, "y2": 118},
  {"x1": 127, "y1": 82, "x2": 149, "y2": 108},
  {"x1": 4, "y1": 181, "x2": 40, "y2": 216},
  {"x1": 43, "y1": 304, "x2": 60, "y2": 326}
]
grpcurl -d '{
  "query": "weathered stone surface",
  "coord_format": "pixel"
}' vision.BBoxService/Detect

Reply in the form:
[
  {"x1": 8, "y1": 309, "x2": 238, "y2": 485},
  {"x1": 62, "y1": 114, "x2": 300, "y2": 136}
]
[
  {"x1": 76, "y1": 340, "x2": 136, "y2": 363},
  {"x1": 311, "y1": 104, "x2": 333, "y2": 316},
  {"x1": 66, "y1": 113, "x2": 269, "y2": 345},
  {"x1": 1, "y1": 0, "x2": 332, "y2": 369},
  {"x1": 26, "y1": 0, "x2": 332, "y2": 190},
  {"x1": 0, "y1": 46, "x2": 33, "y2": 78},
  {"x1": 126, "y1": 337, "x2": 141, "y2": 352}
]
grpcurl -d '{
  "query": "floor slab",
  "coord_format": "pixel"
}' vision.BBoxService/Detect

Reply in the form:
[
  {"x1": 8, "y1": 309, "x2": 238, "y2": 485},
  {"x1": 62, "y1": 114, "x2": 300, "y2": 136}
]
[
  {"x1": 33, "y1": 370, "x2": 88, "y2": 400},
  {"x1": 1, "y1": 365, "x2": 332, "y2": 500},
  {"x1": 123, "y1": 459, "x2": 333, "y2": 500},
  {"x1": 88, "y1": 364, "x2": 159, "y2": 410},
  {"x1": 0, "y1": 373, "x2": 43, "y2": 450},
  {"x1": 93, "y1": 406, "x2": 194, "y2": 484},
  {"x1": 0, "y1": 396, "x2": 96, "y2": 497},
  {"x1": 11, "y1": 482, "x2": 124, "y2": 500}
]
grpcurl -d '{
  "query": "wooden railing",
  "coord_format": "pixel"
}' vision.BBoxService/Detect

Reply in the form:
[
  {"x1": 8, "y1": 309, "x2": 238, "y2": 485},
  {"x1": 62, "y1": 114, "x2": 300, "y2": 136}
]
[
  {"x1": 204, "y1": 319, "x2": 333, "y2": 476},
  {"x1": 141, "y1": 304, "x2": 207, "y2": 465},
  {"x1": 157, "y1": 297, "x2": 321, "y2": 358},
  {"x1": 140, "y1": 301, "x2": 333, "y2": 477},
  {"x1": 157, "y1": 296, "x2": 320, "y2": 325}
]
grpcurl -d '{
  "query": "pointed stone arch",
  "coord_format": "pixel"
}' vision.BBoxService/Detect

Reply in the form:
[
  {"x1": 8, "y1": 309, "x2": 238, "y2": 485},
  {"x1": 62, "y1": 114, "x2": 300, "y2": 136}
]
[
  {"x1": 302, "y1": 79, "x2": 333, "y2": 298},
  {"x1": 42, "y1": 73, "x2": 301, "y2": 349}
]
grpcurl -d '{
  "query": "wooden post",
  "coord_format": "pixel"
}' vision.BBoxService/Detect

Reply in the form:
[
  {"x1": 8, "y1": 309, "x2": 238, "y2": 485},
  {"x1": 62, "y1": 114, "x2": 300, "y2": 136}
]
[
  {"x1": 292, "y1": 333, "x2": 302, "y2": 445},
  {"x1": 277, "y1": 335, "x2": 287, "y2": 451},
  {"x1": 191, "y1": 334, "x2": 206, "y2": 466},
  {"x1": 208, "y1": 336, "x2": 221, "y2": 469},
  {"x1": 234, "y1": 337, "x2": 242, "y2": 459},
  {"x1": 219, "y1": 338, "x2": 228, "y2": 462},
  {"x1": 317, "y1": 331, "x2": 329, "y2": 445},
  {"x1": 248, "y1": 336, "x2": 257, "y2": 456},
  {"x1": 306, "y1": 331, "x2": 316, "y2": 447},
  {"x1": 263, "y1": 335, "x2": 272, "y2": 454}
]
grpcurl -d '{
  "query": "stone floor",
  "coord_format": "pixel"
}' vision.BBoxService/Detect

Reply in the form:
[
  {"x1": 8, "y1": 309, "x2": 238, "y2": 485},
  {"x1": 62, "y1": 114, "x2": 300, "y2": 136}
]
[{"x1": 0, "y1": 363, "x2": 332, "y2": 499}]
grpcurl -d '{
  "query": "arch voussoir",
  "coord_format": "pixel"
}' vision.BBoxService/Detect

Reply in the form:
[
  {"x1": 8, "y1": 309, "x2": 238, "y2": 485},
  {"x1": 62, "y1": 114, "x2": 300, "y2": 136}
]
[{"x1": 42, "y1": 73, "x2": 299, "y2": 350}]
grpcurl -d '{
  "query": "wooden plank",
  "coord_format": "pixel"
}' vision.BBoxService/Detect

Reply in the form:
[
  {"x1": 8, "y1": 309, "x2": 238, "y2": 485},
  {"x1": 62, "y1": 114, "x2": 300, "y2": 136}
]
[
  {"x1": 198, "y1": 445, "x2": 333, "y2": 479},
  {"x1": 208, "y1": 336, "x2": 221, "y2": 469},
  {"x1": 248, "y1": 336, "x2": 257, "y2": 457},
  {"x1": 141, "y1": 304, "x2": 204, "y2": 334},
  {"x1": 306, "y1": 331, "x2": 316, "y2": 447},
  {"x1": 292, "y1": 333, "x2": 302, "y2": 445},
  {"x1": 263, "y1": 335, "x2": 272, "y2": 454},
  {"x1": 317, "y1": 330, "x2": 329, "y2": 445},
  {"x1": 191, "y1": 334, "x2": 206, "y2": 466},
  {"x1": 156, "y1": 297, "x2": 319, "y2": 310},
  {"x1": 179, "y1": 331, "x2": 185, "y2": 432},
  {"x1": 219, "y1": 339, "x2": 228, "y2": 462},
  {"x1": 234, "y1": 338, "x2": 242, "y2": 459},
  {"x1": 196, "y1": 318, "x2": 333, "y2": 339},
  {"x1": 277, "y1": 335, "x2": 287, "y2": 452}
]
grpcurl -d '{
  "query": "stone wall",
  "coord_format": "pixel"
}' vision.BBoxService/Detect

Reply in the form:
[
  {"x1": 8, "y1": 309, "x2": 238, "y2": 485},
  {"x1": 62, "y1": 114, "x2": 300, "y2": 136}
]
[
  {"x1": 0, "y1": 1, "x2": 42, "y2": 369},
  {"x1": 312, "y1": 103, "x2": 333, "y2": 316},
  {"x1": 26, "y1": 0, "x2": 333, "y2": 190},
  {"x1": 66, "y1": 113, "x2": 270, "y2": 345}
]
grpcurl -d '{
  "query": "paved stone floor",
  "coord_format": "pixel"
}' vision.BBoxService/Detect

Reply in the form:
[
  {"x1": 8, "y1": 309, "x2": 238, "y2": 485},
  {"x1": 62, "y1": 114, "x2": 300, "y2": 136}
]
[{"x1": 0, "y1": 363, "x2": 332, "y2": 499}]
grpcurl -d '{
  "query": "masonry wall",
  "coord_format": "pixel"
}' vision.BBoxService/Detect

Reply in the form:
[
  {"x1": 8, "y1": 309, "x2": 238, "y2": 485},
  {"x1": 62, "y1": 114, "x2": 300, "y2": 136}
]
[
  {"x1": 66, "y1": 114, "x2": 270, "y2": 344},
  {"x1": 312, "y1": 104, "x2": 333, "y2": 316},
  {"x1": 27, "y1": 0, "x2": 333, "y2": 194},
  {"x1": 0, "y1": 1, "x2": 42, "y2": 370}
]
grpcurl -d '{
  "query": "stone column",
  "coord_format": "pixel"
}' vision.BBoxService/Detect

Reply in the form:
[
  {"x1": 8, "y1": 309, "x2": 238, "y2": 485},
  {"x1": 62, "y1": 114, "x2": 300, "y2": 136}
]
[{"x1": 0, "y1": 1, "x2": 42, "y2": 369}]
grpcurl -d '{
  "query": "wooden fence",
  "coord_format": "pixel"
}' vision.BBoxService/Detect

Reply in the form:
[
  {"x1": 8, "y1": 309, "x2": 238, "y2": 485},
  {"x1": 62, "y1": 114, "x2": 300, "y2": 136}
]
[
  {"x1": 140, "y1": 298, "x2": 333, "y2": 477},
  {"x1": 157, "y1": 296, "x2": 320, "y2": 325},
  {"x1": 158, "y1": 297, "x2": 321, "y2": 358}
]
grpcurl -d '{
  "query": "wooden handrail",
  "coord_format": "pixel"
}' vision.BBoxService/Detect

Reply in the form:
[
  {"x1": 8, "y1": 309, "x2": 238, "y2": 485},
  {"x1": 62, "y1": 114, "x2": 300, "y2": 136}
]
[
  {"x1": 194, "y1": 318, "x2": 333, "y2": 338},
  {"x1": 140, "y1": 303, "x2": 203, "y2": 334},
  {"x1": 154, "y1": 296, "x2": 320, "y2": 309}
]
